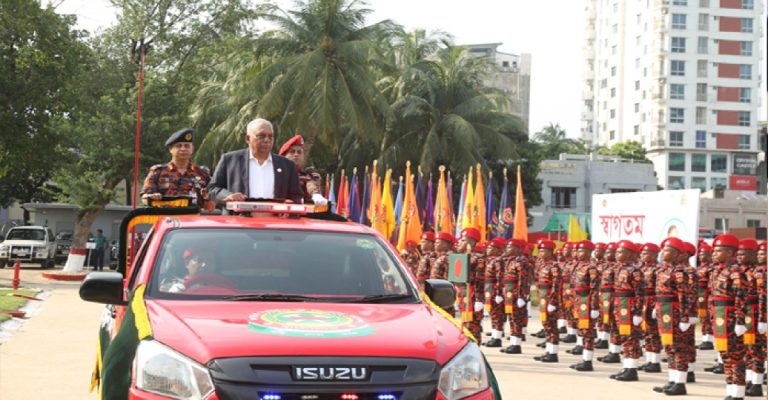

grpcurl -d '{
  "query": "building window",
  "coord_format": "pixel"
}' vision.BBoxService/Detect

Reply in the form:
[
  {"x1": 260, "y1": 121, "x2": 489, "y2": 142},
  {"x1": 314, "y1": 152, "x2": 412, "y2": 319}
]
[
  {"x1": 610, "y1": 88, "x2": 616, "y2": 97},
  {"x1": 670, "y1": 84, "x2": 685, "y2": 99},
  {"x1": 611, "y1": 66, "x2": 616, "y2": 76},
  {"x1": 739, "y1": 65, "x2": 751, "y2": 79},
  {"x1": 671, "y1": 37, "x2": 686, "y2": 53},
  {"x1": 747, "y1": 219, "x2": 761, "y2": 228},
  {"x1": 635, "y1": 58, "x2": 641, "y2": 69},
  {"x1": 611, "y1": 45, "x2": 617, "y2": 55},
  {"x1": 699, "y1": 0, "x2": 709, "y2": 6},
  {"x1": 711, "y1": 154, "x2": 727, "y2": 173},
  {"x1": 738, "y1": 135, "x2": 750, "y2": 149},
  {"x1": 610, "y1": 109, "x2": 616, "y2": 118},
  {"x1": 692, "y1": 153, "x2": 706, "y2": 171},
  {"x1": 673, "y1": 0, "x2": 687, "y2": 5},
  {"x1": 711, "y1": 177, "x2": 727, "y2": 190},
  {"x1": 739, "y1": 88, "x2": 751, "y2": 103},
  {"x1": 551, "y1": 187, "x2": 577, "y2": 209},
  {"x1": 738, "y1": 111, "x2": 750, "y2": 126},
  {"x1": 634, "y1": 103, "x2": 640, "y2": 112},
  {"x1": 610, "y1": 130, "x2": 615, "y2": 139},
  {"x1": 696, "y1": 83, "x2": 707, "y2": 101},
  {"x1": 741, "y1": 18, "x2": 753, "y2": 33},
  {"x1": 669, "y1": 153, "x2": 686, "y2": 171},
  {"x1": 672, "y1": 14, "x2": 687, "y2": 29},
  {"x1": 695, "y1": 130, "x2": 706, "y2": 148},
  {"x1": 670, "y1": 131, "x2": 684, "y2": 146},
  {"x1": 600, "y1": 78, "x2": 607, "y2": 88},
  {"x1": 691, "y1": 177, "x2": 706, "y2": 190},
  {"x1": 612, "y1": 24, "x2": 618, "y2": 34},
  {"x1": 740, "y1": 42, "x2": 752, "y2": 56},
  {"x1": 742, "y1": 0, "x2": 753, "y2": 9},
  {"x1": 670, "y1": 108, "x2": 685, "y2": 123},
  {"x1": 698, "y1": 14, "x2": 709, "y2": 30},
  {"x1": 671, "y1": 60, "x2": 685, "y2": 76},
  {"x1": 696, "y1": 107, "x2": 707, "y2": 124},
  {"x1": 635, "y1": 80, "x2": 640, "y2": 90},
  {"x1": 714, "y1": 217, "x2": 728, "y2": 233},
  {"x1": 697, "y1": 60, "x2": 707, "y2": 77},
  {"x1": 668, "y1": 176, "x2": 685, "y2": 190},
  {"x1": 634, "y1": 125, "x2": 639, "y2": 135},
  {"x1": 697, "y1": 37, "x2": 708, "y2": 54}
]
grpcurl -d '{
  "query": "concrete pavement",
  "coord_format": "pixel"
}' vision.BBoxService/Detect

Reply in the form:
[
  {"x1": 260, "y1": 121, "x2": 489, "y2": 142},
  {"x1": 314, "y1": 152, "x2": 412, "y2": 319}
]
[{"x1": 0, "y1": 266, "x2": 735, "y2": 399}]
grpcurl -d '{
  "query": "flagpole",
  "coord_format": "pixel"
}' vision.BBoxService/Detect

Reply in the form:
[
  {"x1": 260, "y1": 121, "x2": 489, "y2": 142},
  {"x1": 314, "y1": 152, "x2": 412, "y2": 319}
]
[{"x1": 132, "y1": 47, "x2": 145, "y2": 209}]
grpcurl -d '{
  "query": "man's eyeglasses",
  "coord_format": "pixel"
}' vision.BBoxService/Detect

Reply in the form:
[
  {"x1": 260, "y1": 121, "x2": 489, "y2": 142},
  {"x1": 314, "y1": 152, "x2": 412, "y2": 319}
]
[{"x1": 251, "y1": 135, "x2": 274, "y2": 142}]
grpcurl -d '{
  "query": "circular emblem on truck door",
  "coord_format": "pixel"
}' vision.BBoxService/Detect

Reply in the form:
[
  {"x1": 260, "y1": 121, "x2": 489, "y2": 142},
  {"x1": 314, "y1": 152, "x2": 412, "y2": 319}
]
[{"x1": 248, "y1": 309, "x2": 374, "y2": 338}]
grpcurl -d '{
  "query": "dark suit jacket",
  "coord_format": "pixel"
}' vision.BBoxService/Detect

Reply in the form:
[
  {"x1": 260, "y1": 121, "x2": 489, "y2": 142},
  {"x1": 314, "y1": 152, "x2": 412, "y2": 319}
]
[{"x1": 207, "y1": 149, "x2": 302, "y2": 205}]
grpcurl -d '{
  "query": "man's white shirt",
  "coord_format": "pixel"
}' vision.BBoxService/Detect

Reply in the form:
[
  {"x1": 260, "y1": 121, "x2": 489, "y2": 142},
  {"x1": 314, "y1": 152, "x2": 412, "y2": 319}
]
[{"x1": 248, "y1": 152, "x2": 275, "y2": 199}]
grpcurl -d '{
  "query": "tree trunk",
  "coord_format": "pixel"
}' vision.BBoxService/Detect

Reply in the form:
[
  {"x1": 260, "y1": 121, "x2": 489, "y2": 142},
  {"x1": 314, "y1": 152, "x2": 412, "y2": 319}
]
[{"x1": 62, "y1": 208, "x2": 104, "y2": 273}]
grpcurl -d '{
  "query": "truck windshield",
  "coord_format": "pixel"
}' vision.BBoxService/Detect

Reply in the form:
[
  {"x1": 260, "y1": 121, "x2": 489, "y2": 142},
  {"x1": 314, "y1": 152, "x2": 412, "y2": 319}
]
[
  {"x1": 6, "y1": 229, "x2": 46, "y2": 241},
  {"x1": 150, "y1": 228, "x2": 416, "y2": 302}
]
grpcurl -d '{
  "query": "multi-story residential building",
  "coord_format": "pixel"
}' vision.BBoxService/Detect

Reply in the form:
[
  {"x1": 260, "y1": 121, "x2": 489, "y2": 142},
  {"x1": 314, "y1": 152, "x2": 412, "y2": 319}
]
[
  {"x1": 464, "y1": 43, "x2": 532, "y2": 132},
  {"x1": 582, "y1": 0, "x2": 764, "y2": 192}
]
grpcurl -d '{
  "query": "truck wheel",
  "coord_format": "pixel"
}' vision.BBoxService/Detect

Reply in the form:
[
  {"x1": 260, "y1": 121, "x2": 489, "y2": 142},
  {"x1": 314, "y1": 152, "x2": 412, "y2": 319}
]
[{"x1": 0, "y1": 261, "x2": 5, "y2": 269}]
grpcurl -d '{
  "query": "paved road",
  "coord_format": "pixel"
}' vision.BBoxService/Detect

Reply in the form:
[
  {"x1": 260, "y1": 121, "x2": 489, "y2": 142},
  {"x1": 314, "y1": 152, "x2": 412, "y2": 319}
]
[{"x1": 0, "y1": 266, "x2": 732, "y2": 399}]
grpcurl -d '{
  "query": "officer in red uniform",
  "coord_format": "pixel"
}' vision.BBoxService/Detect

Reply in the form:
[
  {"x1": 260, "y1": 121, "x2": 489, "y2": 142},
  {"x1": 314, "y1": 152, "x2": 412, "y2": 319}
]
[
  {"x1": 747, "y1": 241, "x2": 767, "y2": 396},
  {"x1": 278, "y1": 135, "x2": 327, "y2": 205},
  {"x1": 596, "y1": 241, "x2": 621, "y2": 362},
  {"x1": 708, "y1": 234, "x2": 748, "y2": 400},
  {"x1": 608, "y1": 240, "x2": 645, "y2": 382},
  {"x1": 696, "y1": 243, "x2": 715, "y2": 350},
  {"x1": 500, "y1": 239, "x2": 528, "y2": 354},
  {"x1": 420, "y1": 231, "x2": 436, "y2": 254},
  {"x1": 532, "y1": 239, "x2": 561, "y2": 363},
  {"x1": 455, "y1": 228, "x2": 485, "y2": 340},
  {"x1": 569, "y1": 240, "x2": 600, "y2": 372},
  {"x1": 739, "y1": 239, "x2": 764, "y2": 397},
  {"x1": 560, "y1": 242, "x2": 579, "y2": 344},
  {"x1": 652, "y1": 237, "x2": 691, "y2": 396},
  {"x1": 638, "y1": 242, "x2": 663, "y2": 374},
  {"x1": 678, "y1": 242, "x2": 699, "y2": 384},
  {"x1": 400, "y1": 240, "x2": 421, "y2": 276},
  {"x1": 141, "y1": 128, "x2": 213, "y2": 210},
  {"x1": 484, "y1": 237, "x2": 508, "y2": 347}
]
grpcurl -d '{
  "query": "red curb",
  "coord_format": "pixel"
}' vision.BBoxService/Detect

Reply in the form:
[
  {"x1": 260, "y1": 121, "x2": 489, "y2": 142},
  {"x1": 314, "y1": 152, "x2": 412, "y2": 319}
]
[
  {"x1": 0, "y1": 310, "x2": 27, "y2": 318},
  {"x1": 41, "y1": 272, "x2": 87, "y2": 281}
]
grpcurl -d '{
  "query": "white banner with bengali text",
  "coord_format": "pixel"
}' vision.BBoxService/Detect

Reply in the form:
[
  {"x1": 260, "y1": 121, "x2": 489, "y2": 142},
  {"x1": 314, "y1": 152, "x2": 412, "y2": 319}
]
[{"x1": 591, "y1": 190, "x2": 700, "y2": 246}]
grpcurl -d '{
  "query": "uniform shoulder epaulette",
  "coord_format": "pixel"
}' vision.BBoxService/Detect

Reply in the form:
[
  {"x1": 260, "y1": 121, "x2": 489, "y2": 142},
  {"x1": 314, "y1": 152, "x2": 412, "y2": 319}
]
[
  {"x1": 197, "y1": 165, "x2": 211, "y2": 174},
  {"x1": 149, "y1": 164, "x2": 165, "y2": 171}
]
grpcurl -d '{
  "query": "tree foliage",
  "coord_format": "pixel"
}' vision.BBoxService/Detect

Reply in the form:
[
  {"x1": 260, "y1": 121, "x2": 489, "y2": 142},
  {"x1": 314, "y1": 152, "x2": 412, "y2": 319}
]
[{"x1": 596, "y1": 140, "x2": 651, "y2": 162}]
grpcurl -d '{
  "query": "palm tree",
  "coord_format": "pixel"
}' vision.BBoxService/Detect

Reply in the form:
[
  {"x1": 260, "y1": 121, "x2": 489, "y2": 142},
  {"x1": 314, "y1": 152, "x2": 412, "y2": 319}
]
[
  {"x1": 532, "y1": 123, "x2": 586, "y2": 159},
  {"x1": 376, "y1": 44, "x2": 528, "y2": 177}
]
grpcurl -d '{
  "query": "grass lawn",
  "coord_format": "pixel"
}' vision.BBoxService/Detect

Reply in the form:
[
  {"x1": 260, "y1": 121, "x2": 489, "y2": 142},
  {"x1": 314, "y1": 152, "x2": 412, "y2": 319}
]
[{"x1": 0, "y1": 289, "x2": 40, "y2": 323}]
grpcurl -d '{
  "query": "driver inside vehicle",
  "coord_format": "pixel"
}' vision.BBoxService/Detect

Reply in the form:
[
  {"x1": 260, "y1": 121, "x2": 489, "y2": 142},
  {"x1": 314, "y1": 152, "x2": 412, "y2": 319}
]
[{"x1": 162, "y1": 247, "x2": 237, "y2": 293}]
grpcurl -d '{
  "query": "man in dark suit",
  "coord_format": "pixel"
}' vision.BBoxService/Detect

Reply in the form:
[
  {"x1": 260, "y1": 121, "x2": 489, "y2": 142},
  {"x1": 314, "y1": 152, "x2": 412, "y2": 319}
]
[{"x1": 208, "y1": 118, "x2": 303, "y2": 205}]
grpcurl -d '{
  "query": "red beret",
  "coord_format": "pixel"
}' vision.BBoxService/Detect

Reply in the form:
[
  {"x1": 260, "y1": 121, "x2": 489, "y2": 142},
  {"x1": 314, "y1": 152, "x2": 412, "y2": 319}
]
[
  {"x1": 461, "y1": 228, "x2": 481, "y2": 242},
  {"x1": 662, "y1": 237, "x2": 686, "y2": 253},
  {"x1": 524, "y1": 244, "x2": 533, "y2": 255},
  {"x1": 683, "y1": 242, "x2": 696, "y2": 255},
  {"x1": 758, "y1": 241, "x2": 767, "y2": 251},
  {"x1": 565, "y1": 242, "x2": 576, "y2": 250},
  {"x1": 698, "y1": 243, "x2": 712, "y2": 254},
  {"x1": 405, "y1": 240, "x2": 418, "y2": 248},
  {"x1": 474, "y1": 242, "x2": 488, "y2": 253},
  {"x1": 642, "y1": 243, "x2": 660, "y2": 253},
  {"x1": 538, "y1": 239, "x2": 556, "y2": 250},
  {"x1": 738, "y1": 239, "x2": 758, "y2": 251},
  {"x1": 713, "y1": 233, "x2": 740, "y2": 249},
  {"x1": 278, "y1": 134, "x2": 304, "y2": 156},
  {"x1": 421, "y1": 231, "x2": 436, "y2": 241},
  {"x1": 437, "y1": 232, "x2": 454, "y2": 243},
  {"x1": 490, "y1": 237, "x2": 507, "y2": 249},
  {"x1": 606, "y1": 242, "x2": 617, "y2": 250},
  {"x1": 617, "y1": 240, "x2": 637, "y2": 252},
  {"x1": 577, "y1": 240, "x2": 595, "y2": 250},
  {"x1": 508, "y1": 238, "x2": 527, "y2": 249},
  {"x1": 556, "y1": 248, "x2": 564, "y2": 254},
  {"x1": 595, "y1": 242, "x2": 607, "y2": 250}
]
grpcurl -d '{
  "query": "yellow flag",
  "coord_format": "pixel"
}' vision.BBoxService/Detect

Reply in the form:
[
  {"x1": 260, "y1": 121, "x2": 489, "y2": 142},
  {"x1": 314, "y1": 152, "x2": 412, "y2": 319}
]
[
  {"x1": 461, "y1": 167, "x2": 474, "y2": 232},
  {"x1": 368, "y1": 161, "x2": 382, "y2": 232},
  {"x1": 512, "y1": 165, "x2": 528, "y2": 241},
  {"x1": 472, "y1": 165, "x2": 486, "y2": 242},
  {"x1": 568, "y1": 214, "x2": 588, "y2": 242},
  {"x1": 380, "y1": 169, "x2": 396, "y2": 239},
  {"x1": 397, "y1": 162, "x2": 422, "y2": 251},
  {"x1": 434, "y1": 166, "x2": 453, "y2": 235}
]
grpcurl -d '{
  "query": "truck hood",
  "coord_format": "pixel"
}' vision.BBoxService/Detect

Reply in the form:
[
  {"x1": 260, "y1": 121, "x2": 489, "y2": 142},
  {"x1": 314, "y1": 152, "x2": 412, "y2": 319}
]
[
  {"x1": 2, "y1": 240, "x2": 46, "y2": 246},
  {"x1": 146, "y1": 300, "x2": 467, "y2": 366}
]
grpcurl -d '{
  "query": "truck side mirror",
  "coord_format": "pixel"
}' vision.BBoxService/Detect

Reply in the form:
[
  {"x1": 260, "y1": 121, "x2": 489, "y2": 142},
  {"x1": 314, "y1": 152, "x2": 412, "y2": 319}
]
[{"x1": 424, "y1": 279, "x2": 457, "y2": 312}]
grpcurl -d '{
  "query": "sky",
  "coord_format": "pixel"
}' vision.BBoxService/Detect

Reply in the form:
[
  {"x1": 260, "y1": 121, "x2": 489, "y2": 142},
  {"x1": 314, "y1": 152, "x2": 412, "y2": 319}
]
[{"x1": 54, "y1": 0, "x2": 766, "y2": 139}]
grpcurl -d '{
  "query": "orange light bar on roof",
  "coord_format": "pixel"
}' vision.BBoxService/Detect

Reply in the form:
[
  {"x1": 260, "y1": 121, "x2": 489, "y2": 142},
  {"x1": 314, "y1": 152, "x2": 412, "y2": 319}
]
[{"x1": 226, "y1": 202, "x2": 328, "y2": 215}]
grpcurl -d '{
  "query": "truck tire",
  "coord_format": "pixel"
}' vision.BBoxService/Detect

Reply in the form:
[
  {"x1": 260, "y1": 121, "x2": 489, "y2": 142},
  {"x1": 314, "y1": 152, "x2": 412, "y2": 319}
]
[{"x1": 0, "y1": 260, "x2": 5, "y2": 269}]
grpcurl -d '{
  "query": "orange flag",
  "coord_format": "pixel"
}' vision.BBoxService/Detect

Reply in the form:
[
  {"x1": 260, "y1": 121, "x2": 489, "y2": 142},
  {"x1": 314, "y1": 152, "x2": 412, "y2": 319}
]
[
  {"x1": 433, "y1": 166, "x2": 454, "y2": 235},
  {"x1": 368, "y1": 161, "x2": 382, "y2": 231},
  {"x1": 472, "y1": 164, "x2": 487, "y2": 242},
  {"x1": 513, "y1": 165, "x2": 528, "y2": 241},
  {"x1": 336, "y1": 170, "x2": 348, "y2": 218},
  {"x1": 397, "y1": 162, "x2": 422, "y2": 251}
]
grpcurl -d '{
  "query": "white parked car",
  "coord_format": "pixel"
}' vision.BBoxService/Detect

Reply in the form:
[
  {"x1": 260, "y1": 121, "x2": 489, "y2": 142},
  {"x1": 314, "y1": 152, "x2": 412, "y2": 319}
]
[{"x1": 0, "y1": 226, "x2": 56, "y2": 268}]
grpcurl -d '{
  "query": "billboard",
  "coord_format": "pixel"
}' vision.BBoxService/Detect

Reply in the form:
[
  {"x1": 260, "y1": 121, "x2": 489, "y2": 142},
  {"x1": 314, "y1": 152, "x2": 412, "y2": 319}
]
[
  {"x1": 729, "y1": 175, "x2": 757, "y2": 191},
  {"x1": 591, "y1": 190, "x2": 700, "y2": 246}
]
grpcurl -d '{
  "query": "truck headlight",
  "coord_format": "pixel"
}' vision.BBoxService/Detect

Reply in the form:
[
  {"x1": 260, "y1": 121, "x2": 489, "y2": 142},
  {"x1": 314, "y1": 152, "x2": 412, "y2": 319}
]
[
  {"x1": 437, "y1": 343, "x2": 489, "y2": 400},
  {"x1": 0, "y1": 245, "x2": 7, "y2": 252},
  {"x1": 134, "y1": 340, "x2": 214, "y2": 399}
]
